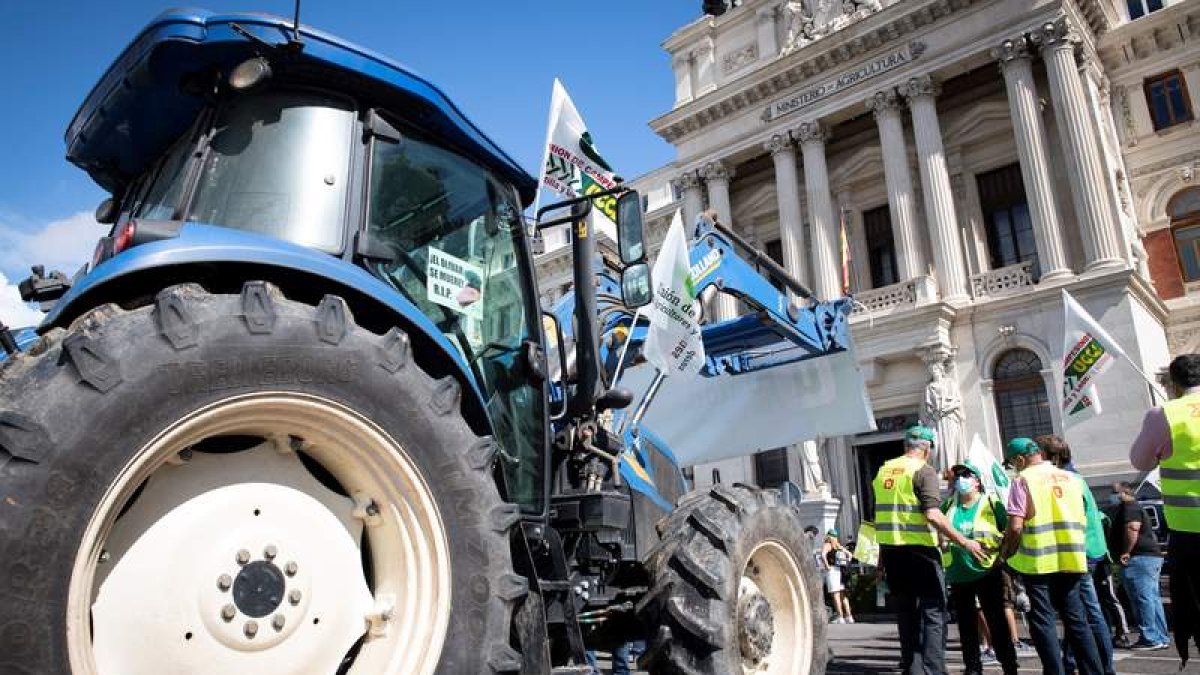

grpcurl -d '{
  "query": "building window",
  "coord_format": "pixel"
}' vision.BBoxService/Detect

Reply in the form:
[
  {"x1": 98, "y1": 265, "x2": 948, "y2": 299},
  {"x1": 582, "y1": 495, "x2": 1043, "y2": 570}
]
[
  {"x1": 754, "y1": 448, "x2": 789, "y2": 489},
  {"x1": 863, "y1": 205, "x2": 898, "y2": 288},
  {"x1": 978, "y1": 163, "x2": 1038, "y2": 276},
  {"x1": 1127, "y1": 0, "x2": 1163, "y2": 20},
  {"x1": 1145, "y1": 70, "x2": 1193, "y2": 131},
  {"x1": 992, "y1": 348, "x2": 1053, "y2": 444},
  {"x1": 1172, "y1": 188, "x2": 1200, "y2": 283}
]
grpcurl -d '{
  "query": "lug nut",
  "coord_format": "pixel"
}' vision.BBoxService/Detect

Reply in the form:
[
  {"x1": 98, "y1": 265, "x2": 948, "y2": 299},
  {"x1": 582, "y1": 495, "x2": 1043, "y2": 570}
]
[
  {"x1": 178, "y1": 448, "x2": 193, "y2": 462},
  {"x1": 264, "y1": 545, "x2": 278, "y2": 560},
  {"x1": 221, "y1": 604, "x2": 237, "y2": 622},
  {"x1": 236, "y1": 549, "x2": 250, "y2": 565},
  {"x1": 244, "y1": 620, "x2": 258, "y2": 638},
  {"x1": 217, "y1": 574, "x2": 232, "y2": 591},
  {"x1": 285, "y1": 561, "x2": 298, "y2": 577},
  {"x1": 272, "y1": 614, "x2": 286, "y2": 631},
  {"x1": 289, "y1": 589, "x2": 302, "y2": 606}
]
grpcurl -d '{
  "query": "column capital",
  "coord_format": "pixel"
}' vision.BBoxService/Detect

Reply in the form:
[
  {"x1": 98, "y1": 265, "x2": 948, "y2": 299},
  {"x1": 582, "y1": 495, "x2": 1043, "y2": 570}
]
[
  {"x1": 670, "y1": 170, "x2": 703, "y2": 192},
  {"x1": 1032, "y1": 17, "x2": 1080, "y2": 54},
  {"x1": 868, "y1": 89, "x2": 905, "y2": 119},
  {"x1": 904, "y1": 74, "x2": 941, "y2": 102},
  {"x1": 992, "y1": 36, "x2": 1034, "y2": 67},
  {"x1": 794, "y1": 121, "x2": 829, "y2": 146},
  {"x1": 700, "y1": 160, "x2": 735, "y2": 183},
  {"x1": 764, "y1": 133, "x2": 794, "y2": 156}
]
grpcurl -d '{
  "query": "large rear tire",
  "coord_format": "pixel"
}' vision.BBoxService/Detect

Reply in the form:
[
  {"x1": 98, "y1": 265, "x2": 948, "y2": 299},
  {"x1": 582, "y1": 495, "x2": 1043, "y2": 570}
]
[
  {"x1": 0, "y1": 282, "x2": 524, "y2": 675},
  {"x1": 637, "y1": 484, "x2": 828, "y2": 675}
]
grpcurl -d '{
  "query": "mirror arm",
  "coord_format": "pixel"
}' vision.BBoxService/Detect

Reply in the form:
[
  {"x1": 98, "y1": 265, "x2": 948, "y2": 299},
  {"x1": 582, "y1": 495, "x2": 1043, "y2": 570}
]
[{"x1": 534, "y1": 184, "x2": 630, "y2": 229}]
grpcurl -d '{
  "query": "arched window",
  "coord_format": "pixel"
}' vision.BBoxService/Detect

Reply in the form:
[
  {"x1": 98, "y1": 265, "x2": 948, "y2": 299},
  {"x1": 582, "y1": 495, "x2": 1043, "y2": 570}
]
[
  {"x1": 1171, "y1": 188, "x2": 1200, "y2": 283},
  {"x1": 993, "y1": 348, "x2": 1054, "y2": 443}
]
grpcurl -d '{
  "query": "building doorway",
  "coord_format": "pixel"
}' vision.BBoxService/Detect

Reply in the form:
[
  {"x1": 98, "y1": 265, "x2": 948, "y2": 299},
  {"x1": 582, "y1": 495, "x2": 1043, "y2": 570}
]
[{"x1": 854, "y1": 438, "x2": 905, "y2": 523}]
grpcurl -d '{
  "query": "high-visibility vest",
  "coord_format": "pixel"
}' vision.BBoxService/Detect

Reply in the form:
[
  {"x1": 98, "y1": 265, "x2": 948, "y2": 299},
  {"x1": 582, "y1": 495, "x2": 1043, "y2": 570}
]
[
  {"x1": 942, "y1": 495, "x2": 1003, "y2": 569},
  {"x1": 872, "y1": 455, "x2": 937, "y2": 547},
  {"x1": 1008, "y1": 462, "x2": 1087, "y2": 575},
  {"x1": 1162, "y1": 393, "x2": 1200, "y2": 533}
]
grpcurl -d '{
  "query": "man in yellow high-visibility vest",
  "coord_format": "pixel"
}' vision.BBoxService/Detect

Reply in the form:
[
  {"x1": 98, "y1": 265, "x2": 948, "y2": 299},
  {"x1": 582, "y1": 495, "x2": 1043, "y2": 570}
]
[
  {"x1": 1130, "y1": 354, "x2": 1200, "y2": 661},
  {"x1": 997, "y1": 438, "x2": 1103, "y2": 675},
  {"x1": 872, "y1": 425, "x2": 985, "y2": 675}
]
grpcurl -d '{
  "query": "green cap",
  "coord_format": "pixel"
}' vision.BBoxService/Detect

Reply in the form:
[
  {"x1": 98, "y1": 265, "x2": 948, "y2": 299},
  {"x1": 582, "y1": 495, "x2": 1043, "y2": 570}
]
[
  {"x1": 827, "y1": 528, "x2": 839, "y2": 538},
  {"x1": 950, "y1": 462, "x2": 980, "y2": 478},
  {"x1": 905, "y1": 425, "x2": 937, "y2": 447},
  {"x1": 1004, "y1": 437, "x2": 1040, "y2": 461}
]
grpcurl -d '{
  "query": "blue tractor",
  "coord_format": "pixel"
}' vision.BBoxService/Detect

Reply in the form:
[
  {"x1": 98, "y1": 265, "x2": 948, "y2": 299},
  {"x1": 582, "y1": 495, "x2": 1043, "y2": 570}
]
[{"x1": 0, "y1": 10, "x2": 861, "y2": 674}]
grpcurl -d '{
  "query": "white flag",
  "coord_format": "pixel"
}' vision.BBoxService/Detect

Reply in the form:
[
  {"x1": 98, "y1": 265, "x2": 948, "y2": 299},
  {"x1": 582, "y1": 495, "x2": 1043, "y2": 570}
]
[
  {"x1": 642, "y1": 210, "x2": 704, "y2": 378},
  {"x1": 534, "y1": 79, "x2": 620, "y2": 229},
  {"x1": 1061, "y1": 290, "x2": 1126, "y2": 428},
  {"x1": 965, "y1": 434, "x2": 1011, "y2": 503}
]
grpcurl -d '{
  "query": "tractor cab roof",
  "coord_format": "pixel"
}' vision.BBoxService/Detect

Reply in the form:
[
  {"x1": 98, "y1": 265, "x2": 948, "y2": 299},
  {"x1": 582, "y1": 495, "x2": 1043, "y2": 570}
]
[{"x1": 66, "y1": 8, "x2": 537, "y2": 204}]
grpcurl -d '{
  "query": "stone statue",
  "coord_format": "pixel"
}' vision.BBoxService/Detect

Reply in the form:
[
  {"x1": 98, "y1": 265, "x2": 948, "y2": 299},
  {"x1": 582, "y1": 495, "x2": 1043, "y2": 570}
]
[
  {"x1": 782, "y1": 0, "x2": 883, "y2": 54},
  {"x1": 921, "y1": 347, "x2": 965, "y2": 473},
  {"x1": 799, "y1": 439, "x2": 829, "y2": 496}
]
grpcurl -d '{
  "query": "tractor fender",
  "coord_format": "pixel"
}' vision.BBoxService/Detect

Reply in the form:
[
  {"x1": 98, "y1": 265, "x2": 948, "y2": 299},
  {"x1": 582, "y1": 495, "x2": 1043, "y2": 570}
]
[{"x1": 41, "y1": 223, "x2": 488, "y2": 414}]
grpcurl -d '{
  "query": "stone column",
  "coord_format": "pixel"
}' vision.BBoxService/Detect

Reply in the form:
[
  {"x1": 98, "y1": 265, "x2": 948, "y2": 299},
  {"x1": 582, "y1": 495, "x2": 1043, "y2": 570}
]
[
  {"x1": 993, "y1": 36, "x2": 1072, "y2": 280},
  {"x1": 701, "y1": 160, "x2": 740, "y2": 319},
  {"x1": 905, "y1": 75, "x2": 970, "y2": 302},
  {"x1": 671, "y1": 171, "x2": 705, "y2": 232},
  {"x1": 796, "y1": 122, "x2": 842, "y2": 300},
  {"x1": 765, "y1": 133, "x2": 809, "y2": 291},
  {"x1": 869, "y1": 89, "x2": 926, "y2": 281},
  {"x1": 1034, "y1": 18, "x2": 1125, "y2": 271}
]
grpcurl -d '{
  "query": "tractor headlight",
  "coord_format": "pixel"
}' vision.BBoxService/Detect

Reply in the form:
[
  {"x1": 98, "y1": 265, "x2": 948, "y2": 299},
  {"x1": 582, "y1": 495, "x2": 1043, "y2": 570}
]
[{"x1": 229, "y1": 57, "x2": 272, "y2": 91}]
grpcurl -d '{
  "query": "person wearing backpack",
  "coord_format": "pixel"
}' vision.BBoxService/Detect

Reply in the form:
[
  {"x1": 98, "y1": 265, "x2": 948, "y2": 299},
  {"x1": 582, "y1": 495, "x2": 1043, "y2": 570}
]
[
  {"x1": 942, "y1": 462, "x2": 1019, "y2": 675},
  {"x1": 823, "y1": 529, "x2": 855, "y2": 624}
]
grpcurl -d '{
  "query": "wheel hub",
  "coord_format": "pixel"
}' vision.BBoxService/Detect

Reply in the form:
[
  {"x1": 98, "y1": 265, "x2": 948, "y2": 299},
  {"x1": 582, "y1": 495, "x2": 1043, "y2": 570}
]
[
  {"x1": 738, "y1": 577, "x2": 776, "y2": 665},
  {"x1": 233, "y1": 560, "x2": 286, "y2": 618}
]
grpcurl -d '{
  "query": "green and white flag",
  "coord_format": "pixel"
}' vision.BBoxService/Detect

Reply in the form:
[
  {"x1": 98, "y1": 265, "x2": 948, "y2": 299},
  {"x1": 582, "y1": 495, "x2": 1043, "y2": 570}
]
[
  {"x1": 534, "y1": 79, "x2": 620, "y2": 228},
  {"x1": 643, "y1": 210, "x2": 704, "y2": 378},
  {"x1": 1061, "y1": 290, "x2": 1125, "y2": 428},
  {"x1": 965, "y1": 434, "x2": 1011, "y2": 502}
]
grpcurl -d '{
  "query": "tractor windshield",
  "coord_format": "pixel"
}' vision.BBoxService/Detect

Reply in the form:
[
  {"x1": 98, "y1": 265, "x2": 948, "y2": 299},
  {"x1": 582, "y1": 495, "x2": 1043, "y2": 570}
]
[{"x1": 366, "y1": 129, "x2": 545, "y2": 512}]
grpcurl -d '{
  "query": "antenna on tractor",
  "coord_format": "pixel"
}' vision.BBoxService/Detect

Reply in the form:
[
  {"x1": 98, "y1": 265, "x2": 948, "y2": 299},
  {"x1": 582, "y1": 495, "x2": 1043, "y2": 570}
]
[{"x1": 289, "y1": 0, "x2": 304, "y2": 49}]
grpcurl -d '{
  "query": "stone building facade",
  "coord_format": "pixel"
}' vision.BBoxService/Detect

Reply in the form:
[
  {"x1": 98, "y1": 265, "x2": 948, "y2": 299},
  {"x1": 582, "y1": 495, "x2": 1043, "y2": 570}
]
[{"x1": 537, "y1": 0, "x2": 1199, "y2": 536}]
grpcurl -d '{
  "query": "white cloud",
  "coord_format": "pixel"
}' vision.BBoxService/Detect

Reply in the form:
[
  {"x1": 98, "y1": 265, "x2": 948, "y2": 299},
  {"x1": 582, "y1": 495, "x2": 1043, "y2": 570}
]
[
  {"x1": 0, "y1": 273, "x2": 44, "y2": 329},
  {"x1": 0, "y1": 211, "x2": 109, "y2": 280}
]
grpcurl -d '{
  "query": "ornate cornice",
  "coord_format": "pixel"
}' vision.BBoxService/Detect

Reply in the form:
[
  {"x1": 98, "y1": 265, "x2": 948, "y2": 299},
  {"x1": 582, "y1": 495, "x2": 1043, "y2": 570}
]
[
  {"x1": 903, "y1": 74, "x2": 941, "y2": 101},
  {"x1": 794, "y1": 120, "x2": 829, "y2": 145},
  {"x1": 700, "y1": 160, "x2": 735, "y2": 183},
  {"x1": 764, "y1": 132, "x2": 794, "y2": 156},
  {"x1": 650, "y1": 0, "x2": 988, "y2": 145},
  {"x1": 991, "y1": 35, "x2": 1034, "y2": 66},
  {"x1": 868, "y1": 88, "x2": 904, "y2": 119}
]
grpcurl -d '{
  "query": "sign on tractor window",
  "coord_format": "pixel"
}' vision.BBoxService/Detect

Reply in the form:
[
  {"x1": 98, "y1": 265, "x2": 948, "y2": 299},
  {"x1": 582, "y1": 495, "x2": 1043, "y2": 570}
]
[{"x1": 427, "y1": 248, "x2": 484, "y2": 321}]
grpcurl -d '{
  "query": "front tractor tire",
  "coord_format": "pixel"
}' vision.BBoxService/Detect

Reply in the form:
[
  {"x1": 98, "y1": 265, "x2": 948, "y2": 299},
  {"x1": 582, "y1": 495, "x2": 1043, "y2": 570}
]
[
  {"x1": 0, "y1": 282, "x2": 524, "y2": 675},
  {"x1": 638, "y1": 484, "x2": 828, "y2": 675}
]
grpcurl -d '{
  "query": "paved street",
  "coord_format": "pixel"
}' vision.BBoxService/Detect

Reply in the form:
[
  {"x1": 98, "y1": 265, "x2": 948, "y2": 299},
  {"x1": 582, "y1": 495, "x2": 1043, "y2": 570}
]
[{"x1": 827, "y1": 621, "x2": 1200, "y2": 675}]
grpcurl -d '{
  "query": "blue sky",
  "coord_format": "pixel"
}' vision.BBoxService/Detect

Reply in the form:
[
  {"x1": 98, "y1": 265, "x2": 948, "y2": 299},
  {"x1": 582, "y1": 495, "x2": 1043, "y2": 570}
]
[{"x1": 0, "y1": 0, "x2": 699, "y2": 324}]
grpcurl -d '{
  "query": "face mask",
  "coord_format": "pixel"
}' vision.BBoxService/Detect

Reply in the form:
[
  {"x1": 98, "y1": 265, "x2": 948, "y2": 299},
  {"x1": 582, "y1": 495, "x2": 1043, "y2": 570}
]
[
  {"x1": 1109, "y1": 494, "x2": 1123, "y2": 505},
  {"x1": 955, "y1": 477, "x2": 976, "y2": 495}
]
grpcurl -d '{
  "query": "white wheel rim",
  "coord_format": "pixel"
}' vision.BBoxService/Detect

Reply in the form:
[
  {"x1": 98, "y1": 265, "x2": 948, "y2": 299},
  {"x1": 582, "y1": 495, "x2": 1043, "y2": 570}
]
[
  {"x1": 67, "y1": 392, "x2": 452, "y2": 675},
  {"x1": 738, "y1": 540, "x2": 814, "y2": 675}
]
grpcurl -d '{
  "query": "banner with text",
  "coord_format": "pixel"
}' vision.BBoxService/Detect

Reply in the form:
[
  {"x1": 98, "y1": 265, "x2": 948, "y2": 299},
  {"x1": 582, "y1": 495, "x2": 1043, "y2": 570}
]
[
  {"x1": 642, "y1": 210, "x2": 704, "y2": 378},
  {"x1": 535, "y1": 79, "x2": 620, "y2": 225},
  {"x1": 1061, "y1": 290, "x2": 1126, "y2": 428}
]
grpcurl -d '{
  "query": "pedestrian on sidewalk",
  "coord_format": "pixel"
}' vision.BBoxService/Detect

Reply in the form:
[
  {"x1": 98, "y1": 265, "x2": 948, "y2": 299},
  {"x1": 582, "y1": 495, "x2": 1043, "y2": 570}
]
[
  {"x1": 1130, "y1": 353, "x2": 1200, "y2": 664},
  {"x1": 998, "y1": 438, "x2": 1104, "y2": 675},
  {"x1": 1039, "y1": 435, "x2": 1117, "y2": 675},
  {"x1": 872, "y1": 425, "x2": 987, "y2": 675},
  {"x1": 1110, "y1": 481, "x2": 1170, "y2": 650},
  {"x1": 823, "y1": 529, "x2": 855, "y2": 624},
  {"x1": 941, "y1": 462, "x2": 1019, "y2": 675}
]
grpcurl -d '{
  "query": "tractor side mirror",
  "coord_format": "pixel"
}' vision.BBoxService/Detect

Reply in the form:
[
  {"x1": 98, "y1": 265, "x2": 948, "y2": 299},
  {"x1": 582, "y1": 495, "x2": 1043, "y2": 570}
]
[
  {"x1": 541, "y1": 312, "x2": 569, "y2": 420},
  {"x1": 621, "y1": 262, "x2": 652, "y2": 309},
  {"x1": 615, "y1": 190, "x2": 646, "y2": 265},
  {"x1": 95, "y1": 197, "x2": 119, "y2": 225}
]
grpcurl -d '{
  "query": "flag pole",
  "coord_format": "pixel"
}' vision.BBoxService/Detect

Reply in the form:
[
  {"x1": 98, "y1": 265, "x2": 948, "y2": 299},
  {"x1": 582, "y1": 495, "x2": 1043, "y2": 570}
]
[{"x1": 611, "y1": 307, "x2": 642, "y2": 386}]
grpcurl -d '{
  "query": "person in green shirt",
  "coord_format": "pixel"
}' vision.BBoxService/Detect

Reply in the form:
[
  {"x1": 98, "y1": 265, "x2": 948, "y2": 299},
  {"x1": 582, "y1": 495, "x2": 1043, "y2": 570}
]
[{"x1": 942, "y1": 463, "x2": 1019, "y2": 675}]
